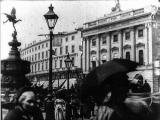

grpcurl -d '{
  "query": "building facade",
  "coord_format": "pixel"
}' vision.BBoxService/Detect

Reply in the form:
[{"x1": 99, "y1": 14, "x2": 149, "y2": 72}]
[
  {"x1": 82, "y1": 5, "x2": 160, "y2": 92},
  {"x1": 20, "y1": 28, "x2": 83, "y2": 89}
]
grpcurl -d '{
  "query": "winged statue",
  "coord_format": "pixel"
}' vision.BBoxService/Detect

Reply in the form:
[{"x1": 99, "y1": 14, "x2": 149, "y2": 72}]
[{"x1": 3, "y1": 7, "x2": 22, "y2": 32}]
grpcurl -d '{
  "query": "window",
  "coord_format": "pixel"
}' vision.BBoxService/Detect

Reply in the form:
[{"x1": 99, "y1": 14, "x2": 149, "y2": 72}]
[
  {"x1": 42, "y1": 62, "x2": 44, "y2": 71},
  {"x1": 102, "y1": 37, "x2": 107, "y2": 44},
  {"x1": 138, "y1": 29, "x2": 143, "y2": 38},
  {"x1": 71, "y1": 45, "x2": 75, "y2": 53},
  {"x1": 92, "y1": 61, "x2": 96, "y2": 69},
  {"x1": 42, "y1": 44, "x2": 44, "y2": 48},
  {"x1": 72, "y1": 36, "x2": 75, "y2": 40},
  {"x1": 46, "y1": 61, "x2": 48, "y2": 70},
  {"x1": 60, "y1": 60, "x2": 62, "y2": 68},
  {"x1": 35, "y1": 64, "x2": 37, "y2": 72},
  {"x1": 113, "y1": 34, "x2": 118, "y2": 42},
  {"x1": 92, "y1": 39, "x2": 96, "y2": 46},
  {"x1": 139, "y1": 50, "x2": 144, "y2": 65},
  {"x1": 55, "y1": 60, "x2": 57, "y2": 68},
  {"x1": 35, "y1": 54, "x2": 37, "y2": 61},
  {"x1": 35, "y1": 46, "x2": 37, "y2": 51},
  {"x1": 61, "y1": 39, "x2": 62, "y2": 44},
  {"x1": 32, "y1": 48, "x2": 34, "y2": 52},
  {"x1": 42, "y1": 52, "x2": 44, "y2": 59},
  {"x1": 72, "y1": 57, "x2": 74, "y2": 66},
  {"x1": 54, "y1": 48, "x2": 57, "y2": 55},
  {"x1": 113, "y1": 53, "x2": 118, "y2": 58},
  {"x1": 66, "y1": 37, "x2": 68, "y2": 42},
  {"x1": 31, "y1": 65, "x2": 33, "y2": 73},
  {"x1": 38, "y1": 63, "x2": 40, "y2": 71},
  {"x1": 65, "y1": 46, "x2": 68, "y2": 54},
  {"x1": 38, "y1": 53, "x2": 40, "y2": 60},
  {"x1": 46, "y1": 43, "x2": 48, "y2": 47},
  {"x1": 125, "y1": 32, "x2": 130, "y2": 40},
  {"x1": 102, "y1": 55, "x2": 107, "y2": 63},
  {"x1": 32, "y1": 55, "x2": 34, "y2": 61},
  {"x1": 60, "y1": 47, "x2": 63, "y2": 55},
  {"x1": 126, "y1": 52, "x2": 130, "y2": 60},
  {"x1": 46, "y1": 51, "x2": 48, "y2": 58},
  {"x1": 38, "y1": 45, "x2": 40, "y2": 49}
]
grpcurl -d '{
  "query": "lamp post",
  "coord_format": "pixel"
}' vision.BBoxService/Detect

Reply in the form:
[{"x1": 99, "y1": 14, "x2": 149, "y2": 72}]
[
  {"x1": 64, "y1": 53, "x2": 72, "y2": 90},
  {"x1": 44, "y1": 4, "x2": 58, "y2": 120},
  {"x1": 44, "y1": 4, "x2": 58, "y2": 94}
]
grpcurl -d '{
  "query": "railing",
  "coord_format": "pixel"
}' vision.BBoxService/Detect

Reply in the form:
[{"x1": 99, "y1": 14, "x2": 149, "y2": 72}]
[{"x1": 85, "y1": 8, "x2": 145, "y2": 29}]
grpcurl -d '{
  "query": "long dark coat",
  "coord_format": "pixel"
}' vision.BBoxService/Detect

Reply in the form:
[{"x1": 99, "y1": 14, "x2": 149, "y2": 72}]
[{"x1": 4, "y1": 105, "x2": 44, "y2": 120}]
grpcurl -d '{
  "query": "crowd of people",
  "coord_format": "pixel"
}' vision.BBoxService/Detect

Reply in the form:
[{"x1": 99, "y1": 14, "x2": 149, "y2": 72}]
[{"x1": 2, "y1": 72, "x2": 160, "y2": 120}]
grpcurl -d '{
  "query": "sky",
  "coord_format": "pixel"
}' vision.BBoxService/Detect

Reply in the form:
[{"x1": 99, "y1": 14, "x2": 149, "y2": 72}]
[{"x1": 1, "y1": 0, "x2": 160, "y2": 60}]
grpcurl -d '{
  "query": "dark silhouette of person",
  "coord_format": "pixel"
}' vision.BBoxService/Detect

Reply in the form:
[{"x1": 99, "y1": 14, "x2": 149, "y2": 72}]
[
  {"x1": 131, "y1": 74, "x2": 144, "y2": 93},
  {"x1": 94, "y1": 73, "x2": 160, "y2": 120},
  {"x1": 142, "y1": 80, "x2": 151, "y2": 93}
]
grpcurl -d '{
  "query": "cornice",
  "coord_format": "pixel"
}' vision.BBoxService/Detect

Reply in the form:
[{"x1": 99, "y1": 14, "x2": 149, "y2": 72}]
[
  {"x1": 90, "y1": 50, "x2": 97, "y2": 55},
  {"x1": 82, "y1": 14, "x2": 150, "y2": 37},
  {"x1": 100, "y1": 48, "x2": 107, "y2": 53},
  {"x1": 123, "y1": 44, "x2": 131, "y2": 49},
  {"x1": 111, "y1": 46, "x2": 119, "y2": 51},
  {"x1": 136, "y1": 42, "x2": 145, "y2": 48}
]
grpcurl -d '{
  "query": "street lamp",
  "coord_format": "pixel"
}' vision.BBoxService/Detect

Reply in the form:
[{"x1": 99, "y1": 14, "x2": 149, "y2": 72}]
[
  {"x1": 44, "y1": 4, "x2": 58, "y2": 94},
  {"x1": 44, "y1": 4, "x2": 58, "y2": 120},
  {"x1": 64, "y1": 53, "x2": 72, "y2": 90}
]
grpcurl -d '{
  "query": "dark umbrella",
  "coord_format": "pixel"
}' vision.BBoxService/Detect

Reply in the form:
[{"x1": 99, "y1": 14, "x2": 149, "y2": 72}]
[{"x1": 80, "y1": 58, "x2": 139, "y2": 105}]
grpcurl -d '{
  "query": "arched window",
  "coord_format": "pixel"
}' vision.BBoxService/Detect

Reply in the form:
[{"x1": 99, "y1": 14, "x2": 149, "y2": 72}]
[
  {"x1": 126, "y1": 52, "x2": 130, "y2": 60},
  {"x1": 139, "y1": 50, "x2": 144, "y2": 65}
]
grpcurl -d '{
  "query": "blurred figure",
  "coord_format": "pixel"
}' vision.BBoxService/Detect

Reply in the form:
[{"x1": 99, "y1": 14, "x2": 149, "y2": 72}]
[
  {"x1": 142, "y1": 80, "x2": 151, "y2": 93},
  {"x1": 131, "y1": 74, "x2": 144, "y2": 93},
  {"x1": 54, "y1": 99, "x2": 66, "y2": 120},
  {"x1": 4, "y1": 87, "x2": 44, "y2": 120}
]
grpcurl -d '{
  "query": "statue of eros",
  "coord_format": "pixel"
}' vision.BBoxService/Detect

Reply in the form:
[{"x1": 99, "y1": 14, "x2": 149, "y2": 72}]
[{"x1": 3, "y1": 7, "x2": 22, "y2": 32}]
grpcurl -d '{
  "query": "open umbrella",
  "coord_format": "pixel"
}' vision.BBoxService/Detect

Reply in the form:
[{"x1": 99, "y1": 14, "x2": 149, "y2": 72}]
[{"x1": 80, "y1": 58, "x2": 139, "y2": 104}]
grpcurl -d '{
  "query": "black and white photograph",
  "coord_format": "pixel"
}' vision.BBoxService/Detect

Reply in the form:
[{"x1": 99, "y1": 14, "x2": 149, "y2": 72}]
[{"x1": 1, "y1": 0, "x2": 160, "y2": 120}]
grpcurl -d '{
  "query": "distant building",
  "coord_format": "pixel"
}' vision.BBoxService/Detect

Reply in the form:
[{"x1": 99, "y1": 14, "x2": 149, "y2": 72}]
[
  {"x1": 20, "y1": 28, "x2": 83, "y2": 89},
  {"x1": 82, "y1": 5, "x2": 160, "y2": 92}
]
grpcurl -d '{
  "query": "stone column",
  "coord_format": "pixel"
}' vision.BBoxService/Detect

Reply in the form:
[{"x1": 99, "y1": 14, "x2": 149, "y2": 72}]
[
  {"x1": 120, "y1": 30, "x2": 123, "y2": 58},
  {"x1": 97, "y1": 34, "x2": 101, "y2": 66},
  {"x1": 86, "y1": 37, "x2": 90, "y2": 72},
  {"x1": 145, "y1": 23, "x2": 150, "y2": 65},
  {"x1": 108, "y1": 32, "x2": 112, "y2": 60},
  {"x1": 133, "y1": 27, "x2": 136, "y2": 61},
  {"x1": 82, "y1": 38, "x2": 86, "y2": 72}
]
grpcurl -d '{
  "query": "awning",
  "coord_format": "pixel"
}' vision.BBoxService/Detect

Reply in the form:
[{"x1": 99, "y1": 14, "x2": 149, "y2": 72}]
[{"x1": 38, "y1": 78, "x2": 77, "y2": 89}]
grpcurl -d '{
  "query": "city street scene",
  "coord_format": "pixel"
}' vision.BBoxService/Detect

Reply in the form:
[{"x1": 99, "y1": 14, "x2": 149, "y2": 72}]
[{"x1": 1, "y1": 0, "x2": 160, "y2": 120}]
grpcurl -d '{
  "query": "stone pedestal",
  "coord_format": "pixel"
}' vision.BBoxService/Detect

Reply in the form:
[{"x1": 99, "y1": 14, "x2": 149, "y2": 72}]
[{"x1": 1, "y1": 31, "x2": 30, "y2": 91}]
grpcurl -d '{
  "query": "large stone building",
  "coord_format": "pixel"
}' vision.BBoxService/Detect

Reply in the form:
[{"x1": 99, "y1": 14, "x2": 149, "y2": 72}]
[
  {"x1": 20, "y1": 28, "x2": 83, "y2": 89},
  {"x1": 82, "y1": 5, "x2": 160, "y2": 92}
]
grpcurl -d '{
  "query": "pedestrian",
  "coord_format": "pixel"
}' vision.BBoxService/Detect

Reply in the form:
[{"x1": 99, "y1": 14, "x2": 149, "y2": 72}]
[
  {"x1": 4, "y1": 87, "x2": 44, "y2": 120},
  {"x1": 142, "y1": 80, "x2": 151, "y2": 93},
  {"x1": 94, "y1": 74, "x2": 153, "y2": 120}
]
